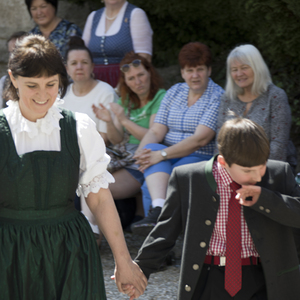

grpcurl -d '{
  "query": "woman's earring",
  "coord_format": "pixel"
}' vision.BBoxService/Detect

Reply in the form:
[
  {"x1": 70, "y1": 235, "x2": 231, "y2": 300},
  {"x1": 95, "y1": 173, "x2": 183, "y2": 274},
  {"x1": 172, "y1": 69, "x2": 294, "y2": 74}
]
[{"x1": 16, "y1": 88, "x2": 19, "y2": 96}]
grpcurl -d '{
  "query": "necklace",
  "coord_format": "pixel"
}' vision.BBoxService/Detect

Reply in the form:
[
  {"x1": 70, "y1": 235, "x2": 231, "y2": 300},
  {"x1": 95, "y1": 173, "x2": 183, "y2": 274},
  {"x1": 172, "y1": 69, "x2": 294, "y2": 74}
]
[{"x1": 105, "y1": 12, "x2": 118, "y2": 20}]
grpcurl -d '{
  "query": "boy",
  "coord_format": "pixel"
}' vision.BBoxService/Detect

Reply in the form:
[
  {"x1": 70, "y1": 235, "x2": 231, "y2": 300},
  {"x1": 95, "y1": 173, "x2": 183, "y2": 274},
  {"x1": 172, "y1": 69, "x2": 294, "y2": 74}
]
[{"x1": 134, "y1": 117, "x2": 300, "y2": 300}]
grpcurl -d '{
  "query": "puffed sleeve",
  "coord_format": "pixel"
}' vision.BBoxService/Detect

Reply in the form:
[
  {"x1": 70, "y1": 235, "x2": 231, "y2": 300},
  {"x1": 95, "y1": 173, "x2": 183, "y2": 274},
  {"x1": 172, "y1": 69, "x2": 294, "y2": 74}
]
[
  {"x1": 130, "y1": 8, "x2": 153, "y2": 55},
  {"x1": 75, "y1": 112, "x2": 115, "y2": 198},
  {"x1": 82, "y1": 11, "x2": 96, "y2": 47}
]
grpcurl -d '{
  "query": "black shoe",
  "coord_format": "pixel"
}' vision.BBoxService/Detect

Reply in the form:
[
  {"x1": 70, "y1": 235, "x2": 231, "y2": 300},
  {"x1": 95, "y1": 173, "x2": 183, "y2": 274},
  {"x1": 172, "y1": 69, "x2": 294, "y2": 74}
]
[
  {"x1": 131, "y1": 206, "x2": 162, "y2": 236},
  {"x1": 124, "y1": 215, "x2": 144, "y2": 233}
]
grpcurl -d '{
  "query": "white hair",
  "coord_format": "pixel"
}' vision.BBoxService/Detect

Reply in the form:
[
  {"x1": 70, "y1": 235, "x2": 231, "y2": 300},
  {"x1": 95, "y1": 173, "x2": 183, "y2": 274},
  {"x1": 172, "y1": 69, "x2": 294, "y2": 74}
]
[{"x1": 225, "y1": 44, "x2": 272, "y2": 99}]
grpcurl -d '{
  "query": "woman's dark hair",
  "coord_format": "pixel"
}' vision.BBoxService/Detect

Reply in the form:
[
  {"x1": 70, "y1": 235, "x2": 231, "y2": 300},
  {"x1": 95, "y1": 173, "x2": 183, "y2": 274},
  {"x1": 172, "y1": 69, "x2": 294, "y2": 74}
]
[
  {"x1": 178, "y1": 42, "x2": 212, "y2": 69},
  {"x1": 65, "y1": 36, "x2": 93, "y2": 63},
  {"x1": 119, "y1": 52, "x2": 164, "y2": 109},
  {"x1": 25, "y1": 0, "x2": 58, "y2": 16},
  {"x1": 6, "y1": 34, "x2": 68, "y2": 101}
]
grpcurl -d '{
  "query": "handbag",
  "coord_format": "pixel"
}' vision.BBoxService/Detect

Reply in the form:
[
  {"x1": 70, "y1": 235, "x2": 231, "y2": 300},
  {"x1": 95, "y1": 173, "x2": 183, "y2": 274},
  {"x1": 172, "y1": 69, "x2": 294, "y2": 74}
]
[{"x1": 106, "y1": 102, "x2": 135, "y2": 173}]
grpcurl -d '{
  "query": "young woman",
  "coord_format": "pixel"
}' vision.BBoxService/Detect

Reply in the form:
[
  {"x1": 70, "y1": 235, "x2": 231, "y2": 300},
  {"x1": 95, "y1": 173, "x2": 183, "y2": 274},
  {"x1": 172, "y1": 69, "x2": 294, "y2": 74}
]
[
  {"x1": 0, "y1": 34, "x2": 146, "y2": 299},
  {"x1": 82, "y1": 0, "x2": 153, "y2": 87},
  {"x1": 92, "y1": 51, "x2": 165, "y2": 228}
]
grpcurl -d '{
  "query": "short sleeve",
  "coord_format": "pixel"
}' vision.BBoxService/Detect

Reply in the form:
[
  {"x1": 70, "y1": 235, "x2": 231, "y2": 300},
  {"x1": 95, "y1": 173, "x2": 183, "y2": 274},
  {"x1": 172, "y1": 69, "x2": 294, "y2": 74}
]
[
  {"x1": 75, "y1": 112, "x2": 115, "y2": 197},
  {"x1": 149, "y1": 89, "x2": 166, "y2": 114},
  {"x1": 154, "y1": 86, "x2": 176, "y2": 126},
  {"x1": 82, "y1": 11, "x2": 95, "y2": 46},
  {"x1": 198, "y1": 95, "x2": 221, "y2": 131},
  {"x1": 130, "y1": 8, "x2": 153, "y2": 55},
  {"x1": 67, "y1": 23, "x2": 83, "y2": 37}
]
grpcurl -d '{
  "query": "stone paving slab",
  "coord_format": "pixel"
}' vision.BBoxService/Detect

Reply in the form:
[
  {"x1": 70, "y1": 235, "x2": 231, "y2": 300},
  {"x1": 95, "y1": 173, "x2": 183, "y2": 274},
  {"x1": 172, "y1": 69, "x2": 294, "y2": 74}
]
[{"x1": 100, "y1": 232, "x2": 181, "y2": 299}]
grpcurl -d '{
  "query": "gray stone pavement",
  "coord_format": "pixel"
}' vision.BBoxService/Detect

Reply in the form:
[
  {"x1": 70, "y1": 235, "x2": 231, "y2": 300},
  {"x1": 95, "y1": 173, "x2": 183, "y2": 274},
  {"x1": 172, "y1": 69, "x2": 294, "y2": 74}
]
[{"x1": 100, "y1": 232, "x2": 181, "y2": 299}]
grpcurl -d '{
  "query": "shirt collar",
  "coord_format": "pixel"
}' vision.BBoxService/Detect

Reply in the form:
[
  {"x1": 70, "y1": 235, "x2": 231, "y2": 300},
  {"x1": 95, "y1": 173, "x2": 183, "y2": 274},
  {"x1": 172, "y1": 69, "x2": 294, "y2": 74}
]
[
  {"x1": 217, "y1": 161, "x2": 233, "y2": 187},
  {"x1": 4, "y1": 99, "x2": 64, "y2": 139}
]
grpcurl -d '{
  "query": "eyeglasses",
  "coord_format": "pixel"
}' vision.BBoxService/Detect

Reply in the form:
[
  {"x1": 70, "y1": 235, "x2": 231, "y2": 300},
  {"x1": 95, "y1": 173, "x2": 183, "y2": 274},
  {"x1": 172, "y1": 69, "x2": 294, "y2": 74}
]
[{"x1": 120, "y1": 59, "x2": 141, "y2": 73}]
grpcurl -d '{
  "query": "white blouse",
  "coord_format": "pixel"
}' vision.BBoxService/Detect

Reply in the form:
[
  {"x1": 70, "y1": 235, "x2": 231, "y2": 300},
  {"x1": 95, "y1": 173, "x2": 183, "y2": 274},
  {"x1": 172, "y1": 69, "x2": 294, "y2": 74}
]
[
  {"x1": 3, "y1": 100, "x2": 115, "y2": 198},
  {"x1": 61, "y1": 80, "x2": 118, "y2": 133},
  {"x1": 82, "y1": 1, "x2": 153, "y2": 55}
]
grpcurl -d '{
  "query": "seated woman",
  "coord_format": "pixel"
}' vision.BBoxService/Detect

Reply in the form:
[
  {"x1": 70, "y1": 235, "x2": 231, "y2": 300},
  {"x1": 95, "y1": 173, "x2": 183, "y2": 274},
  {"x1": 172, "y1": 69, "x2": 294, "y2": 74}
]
[
  {"x1": 82, "y1": 0, "x2": 152, "y2": 87},
  {"x1": 132, "y1": 42, "x2": 224, "y2": 236},
  {"x1": 25, "y1": 0, "x2": 82, "y2": 58},
  {"x1": 92, "y1": 51, "x2": 165, "y2": 228},
  {"x1": 215, "y1": 44, "x2": 296, "y2": 167},
  {"x1": 62, "y1": 36, "x2": 118, "y2": 144},
  {"x1": 61, "y1": 36, "x2": 117, "y2": 240}
]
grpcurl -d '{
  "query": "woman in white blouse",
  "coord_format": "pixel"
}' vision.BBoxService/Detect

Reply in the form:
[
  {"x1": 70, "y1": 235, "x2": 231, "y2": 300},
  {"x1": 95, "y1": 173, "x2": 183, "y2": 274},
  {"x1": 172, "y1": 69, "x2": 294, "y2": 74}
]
[
  {"x1": 82, "y1": 0, "x2": 153, "y2": 87},
  {"x1": 62, "y1": 36, "x2": 118, "y2": 145},
  {"x1": 0, "y1": 34, "x2": 146, "y2": 299}
]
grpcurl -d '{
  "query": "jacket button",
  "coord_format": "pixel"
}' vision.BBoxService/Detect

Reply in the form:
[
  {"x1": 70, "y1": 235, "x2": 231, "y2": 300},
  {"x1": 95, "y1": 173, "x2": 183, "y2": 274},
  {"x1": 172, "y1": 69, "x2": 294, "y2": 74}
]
[
  {"x1": 265, "y1": 209, "x2": 270, "y2": 213},
  {"x1": 212, "y1": 196, "x2": 217, "y2": 202},
  {"x1": 259, "y1": 206, "x2": 264, "y2": 210},
  {"x1": 200, "y1": 242, "x2": 206, "y2": 248},
  {"x1": 205, "y1": 220, "x2": 212, "y2": 226},
  {"x1": 193, "y1": 264, "x2": 199, "y2": 270},
  {"x1": 185, "y1": 285, "x2": 191, "y2": 292}
]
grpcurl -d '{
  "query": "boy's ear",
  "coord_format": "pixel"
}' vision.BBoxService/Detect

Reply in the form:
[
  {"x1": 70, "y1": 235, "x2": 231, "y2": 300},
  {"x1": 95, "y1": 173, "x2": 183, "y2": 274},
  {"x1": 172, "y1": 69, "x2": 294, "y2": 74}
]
[{"x1": 217, "y1": 155, "x2": 226, "y2": 168}]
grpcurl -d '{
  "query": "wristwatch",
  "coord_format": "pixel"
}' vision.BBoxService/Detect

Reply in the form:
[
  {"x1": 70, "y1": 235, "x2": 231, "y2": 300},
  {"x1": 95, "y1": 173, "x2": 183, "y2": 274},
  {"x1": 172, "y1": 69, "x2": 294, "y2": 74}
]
[{"x1": 160, "y1": 149, "x2": 168, "y2": 160}]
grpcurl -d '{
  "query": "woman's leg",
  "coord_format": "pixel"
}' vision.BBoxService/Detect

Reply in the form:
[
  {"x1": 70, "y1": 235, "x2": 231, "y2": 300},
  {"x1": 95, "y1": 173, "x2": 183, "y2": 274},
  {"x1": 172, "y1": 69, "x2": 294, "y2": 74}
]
[
  {"x1": 132, "y1": 144, "x2": 175, "y2": 235},
  {"x1": 109, "y1": 168, "x2": 141, "y2": 199},
  {"x1": 132, "y1": 152, "x2": 211, "y2": 236}
]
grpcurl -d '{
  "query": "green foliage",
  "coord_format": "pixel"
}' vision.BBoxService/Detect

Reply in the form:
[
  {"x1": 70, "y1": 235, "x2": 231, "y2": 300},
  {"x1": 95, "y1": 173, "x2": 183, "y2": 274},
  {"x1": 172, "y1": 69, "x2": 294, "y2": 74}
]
[{"x1": 66, "y1": 0, "x2": 300, "y2": 138}]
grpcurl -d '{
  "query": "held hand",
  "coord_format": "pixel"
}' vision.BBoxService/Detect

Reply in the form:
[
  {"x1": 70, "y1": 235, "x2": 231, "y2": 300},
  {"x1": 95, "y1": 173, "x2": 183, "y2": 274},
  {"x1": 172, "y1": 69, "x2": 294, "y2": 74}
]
[
  {"x1": 110, "y1": 277, "x2": 137, "y2": 300},
  {"x1": 110, "y1": 103, "x2": 126, "y2": 123},
  {"x1": 113, "y1": 260, "x2": 147, "y2": 299},
  {"x1": 92, "y1": 104, "x2": 112, "y2": 123},
  {"x1": 235, "y1": 185, "x2": 261, "y2": 206},
  {"x1": 134, "y1": 149, "x2": 163, "y2": 172}
]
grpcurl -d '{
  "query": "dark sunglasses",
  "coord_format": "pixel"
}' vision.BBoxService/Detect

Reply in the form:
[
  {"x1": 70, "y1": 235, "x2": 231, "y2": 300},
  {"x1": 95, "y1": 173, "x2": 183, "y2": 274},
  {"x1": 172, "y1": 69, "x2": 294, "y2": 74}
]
[{"x1": 120, "y1": 59, "x2": 141, "y2": 73}]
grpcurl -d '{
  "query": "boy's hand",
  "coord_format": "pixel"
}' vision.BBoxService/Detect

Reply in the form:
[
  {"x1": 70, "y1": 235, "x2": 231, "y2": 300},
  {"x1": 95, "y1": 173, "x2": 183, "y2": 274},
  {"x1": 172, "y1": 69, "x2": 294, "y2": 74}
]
[{"x1": 235, "y1": 185, "x2": 261, "y2": 206}]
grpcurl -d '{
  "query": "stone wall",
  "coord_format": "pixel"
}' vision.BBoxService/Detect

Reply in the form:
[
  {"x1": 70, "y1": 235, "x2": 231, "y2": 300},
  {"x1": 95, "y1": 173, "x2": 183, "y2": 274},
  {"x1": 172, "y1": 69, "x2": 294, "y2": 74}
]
[{"x1": 0, "y1": 0, "x2": 90, "y2": 77}]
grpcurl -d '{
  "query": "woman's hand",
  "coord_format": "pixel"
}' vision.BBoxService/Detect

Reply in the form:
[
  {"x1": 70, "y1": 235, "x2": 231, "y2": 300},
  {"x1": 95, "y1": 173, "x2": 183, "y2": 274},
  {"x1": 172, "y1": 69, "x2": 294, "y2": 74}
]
[
  {"x1": 110, "y1": 103, "x2": 127, "y2": 124},
  {"x1": 92, "y1": 103, "x2": 112, "y2": 123},
  {"x1": 113, "y1": 260, "x2": 147, "y2": 300},
  {"x1": 134, "y1": 149, "x2": 163, "y2": 172}
]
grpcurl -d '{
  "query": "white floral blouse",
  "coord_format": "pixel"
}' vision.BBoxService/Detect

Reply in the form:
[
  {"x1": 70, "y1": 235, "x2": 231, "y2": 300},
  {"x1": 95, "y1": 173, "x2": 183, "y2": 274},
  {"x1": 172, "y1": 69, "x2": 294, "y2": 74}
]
[{"x1": 3, "y1": 100, "x2": 115, "y2": 198}]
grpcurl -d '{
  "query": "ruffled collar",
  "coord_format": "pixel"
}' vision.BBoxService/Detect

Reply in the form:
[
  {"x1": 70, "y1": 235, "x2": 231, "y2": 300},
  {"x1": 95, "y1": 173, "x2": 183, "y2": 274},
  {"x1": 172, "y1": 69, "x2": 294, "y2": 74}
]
[{"x1": 4, "y1": 100, "x2": 64, "y2": 139}]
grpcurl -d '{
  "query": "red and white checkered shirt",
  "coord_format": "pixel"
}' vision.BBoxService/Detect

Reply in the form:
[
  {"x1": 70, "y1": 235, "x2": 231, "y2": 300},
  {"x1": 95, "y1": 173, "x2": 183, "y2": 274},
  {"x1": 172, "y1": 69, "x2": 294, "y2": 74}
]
[{"x1": 206, "y1": 161, "x2": 259, "y2": 258}]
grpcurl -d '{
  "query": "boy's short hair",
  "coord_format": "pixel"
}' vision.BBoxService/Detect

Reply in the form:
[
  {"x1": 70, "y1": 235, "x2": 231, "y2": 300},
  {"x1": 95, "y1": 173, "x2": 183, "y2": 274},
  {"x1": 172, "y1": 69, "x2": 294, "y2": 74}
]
[{"x1": 217, "y1": 117, "x2": 270, "y2": 167}]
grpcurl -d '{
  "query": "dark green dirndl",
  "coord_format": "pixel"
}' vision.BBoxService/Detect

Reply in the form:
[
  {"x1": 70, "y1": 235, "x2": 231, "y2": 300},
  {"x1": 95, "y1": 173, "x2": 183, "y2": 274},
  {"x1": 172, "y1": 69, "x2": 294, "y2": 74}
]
[{"x1": 0, "y1": 109, "x2": 106, "y2": 299}]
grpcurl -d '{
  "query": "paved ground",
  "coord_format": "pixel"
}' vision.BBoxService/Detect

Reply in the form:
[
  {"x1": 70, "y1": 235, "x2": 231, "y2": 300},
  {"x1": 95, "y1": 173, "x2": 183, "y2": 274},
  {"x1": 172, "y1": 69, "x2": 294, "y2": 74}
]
[{"x1": 100, "y1": 232, "x2": 182, "y2": 300}]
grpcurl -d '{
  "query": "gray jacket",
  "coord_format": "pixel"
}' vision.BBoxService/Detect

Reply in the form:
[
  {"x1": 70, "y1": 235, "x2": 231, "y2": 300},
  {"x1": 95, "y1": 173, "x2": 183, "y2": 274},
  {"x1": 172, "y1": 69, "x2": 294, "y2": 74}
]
[{"x1": 135, "y1": 157, "x2": 300, "y2": 300}]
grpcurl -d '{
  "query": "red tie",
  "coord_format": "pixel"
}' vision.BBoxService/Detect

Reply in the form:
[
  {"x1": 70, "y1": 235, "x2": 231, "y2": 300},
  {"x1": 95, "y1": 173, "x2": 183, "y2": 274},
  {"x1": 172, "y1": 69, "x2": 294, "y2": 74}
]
[{"x1": 225, "y1": 181, "x2": 242, "y2": 297}]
